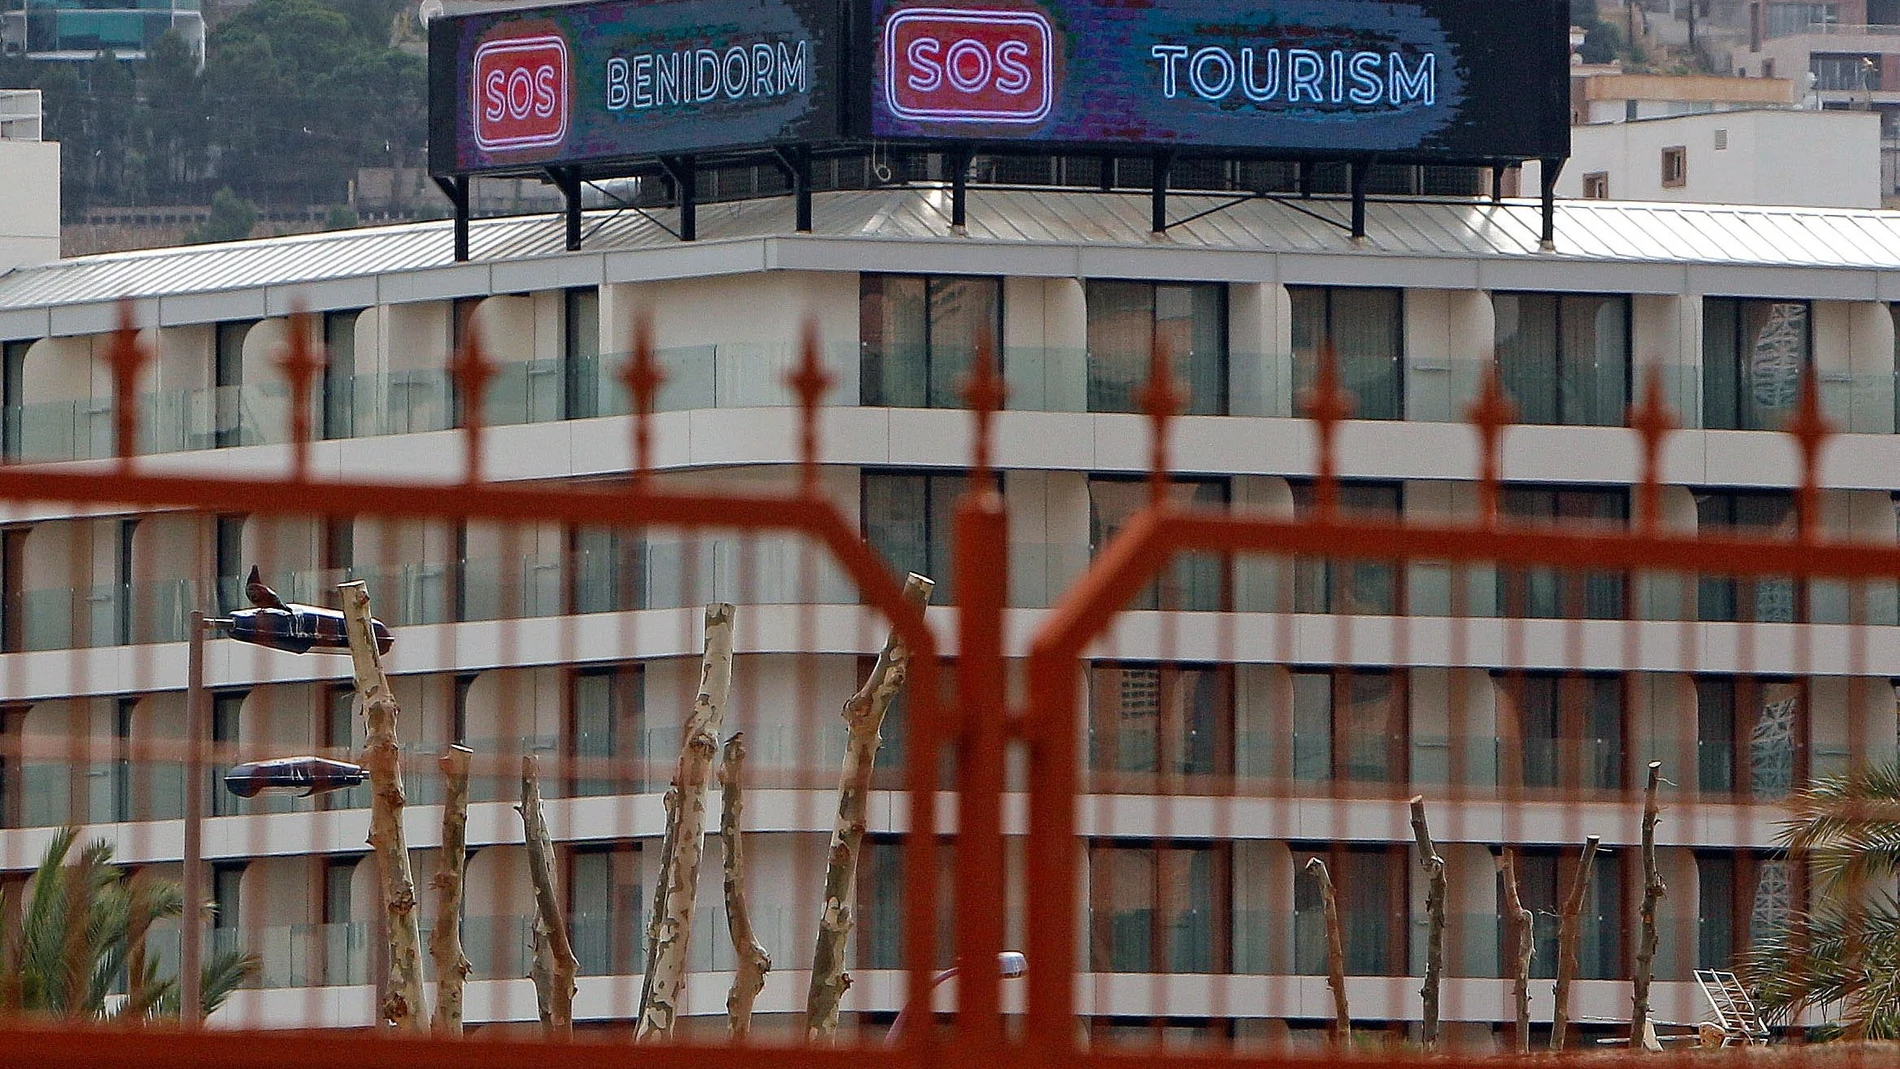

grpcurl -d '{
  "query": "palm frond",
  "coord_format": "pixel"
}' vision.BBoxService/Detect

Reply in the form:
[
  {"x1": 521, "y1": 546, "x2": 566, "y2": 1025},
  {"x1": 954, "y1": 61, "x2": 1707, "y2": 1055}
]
[
  {"x1": 1779, "y1": 759, "x2": 1900, "y2": 890},
  {"x1": 1739, "y1": 892, "x2": 1900, "y2": 1037},
  {"x1": 155, "y1": 948, "x2": 260, "y2": 1020}
]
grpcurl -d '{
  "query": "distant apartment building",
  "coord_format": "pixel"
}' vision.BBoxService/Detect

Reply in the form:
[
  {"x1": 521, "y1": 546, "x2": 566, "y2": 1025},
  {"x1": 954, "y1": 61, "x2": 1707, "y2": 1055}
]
[
  {"x1": 0, "y1": 0, "x2": 204, "y2": 63},
  {"x1": 0, "y1": 89, "x2": 58, "y2": 270},
  {"x1": 1557, "y1": 107, "x2": 1882, "y2": 207}
]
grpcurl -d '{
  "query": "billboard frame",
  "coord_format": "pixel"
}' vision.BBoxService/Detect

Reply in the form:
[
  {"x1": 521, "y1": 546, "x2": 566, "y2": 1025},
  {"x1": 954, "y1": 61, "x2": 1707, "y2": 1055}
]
[{"x1": 423, "y1": 0, "x2": 1571, "y2": 260}]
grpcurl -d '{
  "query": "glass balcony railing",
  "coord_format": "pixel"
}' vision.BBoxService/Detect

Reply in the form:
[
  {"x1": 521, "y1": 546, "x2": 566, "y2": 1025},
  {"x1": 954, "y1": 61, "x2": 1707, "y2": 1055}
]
[{"x1": 10, "y1": 350, "x2": 1900, "y2": 466}]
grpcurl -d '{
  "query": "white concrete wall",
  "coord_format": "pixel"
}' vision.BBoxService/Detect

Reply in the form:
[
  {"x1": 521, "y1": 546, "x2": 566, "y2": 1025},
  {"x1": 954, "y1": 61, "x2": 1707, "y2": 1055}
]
[
  {"x1": 0, "y1": 139, "x2": 58, "y2": 271},
  {"x1": 1556, "y1": 109, "x2": 1881, "y2": 208}
]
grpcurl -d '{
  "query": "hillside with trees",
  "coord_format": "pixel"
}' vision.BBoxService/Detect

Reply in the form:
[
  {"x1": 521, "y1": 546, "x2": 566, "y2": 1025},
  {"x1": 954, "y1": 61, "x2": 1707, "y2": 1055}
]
[{"x1": 0, "y1": 0, "x2": 428, "y2": 227}]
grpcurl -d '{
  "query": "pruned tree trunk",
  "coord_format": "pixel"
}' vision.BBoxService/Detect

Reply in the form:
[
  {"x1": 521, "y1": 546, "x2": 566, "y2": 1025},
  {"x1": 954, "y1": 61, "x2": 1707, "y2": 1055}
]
[
  {"x1": 519, "y1": 753, "x2": 579, "y2": 1038},
  {"x1": 806, "y1": 573, "x2": 934, "y2": 1042},
  {"x1": 430, "y1": 744, "x2": 473, "y2": 1037},
  {"x1": 1550, "y1": 835, "x2": 1602, "y2": 1053},
  {"x1": 1500, "y1": 848, "x2": 1533, "y2": 1055},
  {"x1": 636, "y1": 603, "x2": 736, "y2": 1042},
  {"x1": 1631, "y1": 761, "x2": 1667, "y2": 1051},
  {"x1": 341, "y1": 580, "x2": 428, "y2": 1033},
  {"x1": 1409, "y1": 796, "x2": 1447, "y2": 1051},
  {"x1": 1305, "y1": 856, "x2": 1351, "y2": 1049},
  {"x1": 720, "y1": 733, "x2": 771, "y2": 1037}
]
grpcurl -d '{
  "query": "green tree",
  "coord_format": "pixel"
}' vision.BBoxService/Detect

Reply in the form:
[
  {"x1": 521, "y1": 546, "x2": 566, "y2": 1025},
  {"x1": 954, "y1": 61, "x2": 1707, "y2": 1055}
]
[
  {"x1": 1741, "y1": 759, "x2": 1900, "y2": 1038},
  {"x1": 189, "y1": 186, "x2": 257, "y2": 244},
  {"x1": 0, "y1": 827, "x2": 257, "y2": 1020}
]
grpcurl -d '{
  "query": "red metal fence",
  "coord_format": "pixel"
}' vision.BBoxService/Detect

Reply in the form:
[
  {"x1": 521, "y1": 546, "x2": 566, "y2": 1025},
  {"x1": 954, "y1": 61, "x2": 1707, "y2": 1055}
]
[{"x1": 0, "y1": 310, "x2": 1889, "y2": 1065}]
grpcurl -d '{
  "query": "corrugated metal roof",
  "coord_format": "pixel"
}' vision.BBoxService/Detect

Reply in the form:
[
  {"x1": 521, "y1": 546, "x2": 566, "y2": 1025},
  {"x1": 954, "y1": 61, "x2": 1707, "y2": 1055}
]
[{"x1": 4, "y1": 188, "x2": 1900, "y2": 311}]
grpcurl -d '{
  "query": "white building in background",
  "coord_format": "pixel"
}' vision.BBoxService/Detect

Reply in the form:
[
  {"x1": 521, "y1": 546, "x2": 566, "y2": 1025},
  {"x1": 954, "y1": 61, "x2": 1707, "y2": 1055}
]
[
  {"x1": 0, "y1": 180, "x2": 1895, "y2": 1045},
  {"x1": 1554, "y1": 107, "x2": 1883, "y2": 206},
  {"x1": 0, "y1": 89, "x2": 58, "y2": 272}
]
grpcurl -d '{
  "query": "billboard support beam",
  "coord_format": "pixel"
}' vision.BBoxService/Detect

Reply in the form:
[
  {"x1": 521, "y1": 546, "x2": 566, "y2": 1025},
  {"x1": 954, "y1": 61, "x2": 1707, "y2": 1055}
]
[
  {"x1": 1539, "y1": 156, "x2": 1563, "y2": 247},
  {"x1": 659, "y1": 156, "x2": 698, "y2": 241},
  {"x1": 1349, "y1": 159, "x2": 1368, "y2": 240},
  {"x1": 1150, "y1": 150, "x2": 1172, "y2": 235},
  {"x1": 950, "y1": 146, "x2": 971, "y2": 231},
  {"x1": 1299, "y1": 161, "x2": 1314, "y2": 199},
  {"x1": 432, "y1": 175, "x2": 469, "y2": 262},
  {"x1": 1491, "y1": 165, "x2": 1505, "y2": 203},
  {"x1": 773, "y1": 147, "x2": 813, "y2": 233},
  {"x1": 547, "y1": 167, "x2": 583, "y2": 251}
]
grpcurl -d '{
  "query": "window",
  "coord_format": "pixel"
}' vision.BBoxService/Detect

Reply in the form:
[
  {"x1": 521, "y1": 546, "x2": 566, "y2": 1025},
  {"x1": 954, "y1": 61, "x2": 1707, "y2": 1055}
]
[
  {"x1": 860, "y1": 275, "x2": 1002, "y2": 408},
  {"x1": 1697, "y1": 676, "x2": 1804, "y2": 799},
  {"x1": 1696, "y1": 851, "x2": 1797, "y2": 971},
  {"x1": 1499, "y1": 487, "x2": 1628, "y2": 618},
  {"x1": 1086, "y1": 281, "x2": 1227, "y2": 415},
  {"x1": 1290, "y1": 667, "x2": 1407, "y2": 784},
  {"x1": 1088, "y1": 476, "x2": 1227, "y2": 611},
  {"x1": 1703, "y1": 298, "x2": 1809, "y2": 431},
  {"x1": 214, "y1": 513, "x2": 245, "y2": 616},
  {"x1": 449, "y1": 297, "x2": 479, "y2": 428},
  {"x1": 1087, "y1": 662, "x2": 1231, "y2": 788},
  {"x1": 863, "y1": 470, "x2": 974, "y2": 604},
  {"x1": 1295, "y1": 846, "x2": 1404, "y2": 975},
  {"x1": 1089, "y1": 842, "x2": 1227, "y2": 973},
  {"x1": 1695, "y1": 491, "x2": 1798, "y2": 622},
  {"x1": 1512, "y1": 849, "x2": 1623, "y2": 979},
  {"x1": 1289, "y1": 481, "x2": 1402, "y2": 614},
  {"x1": 569, "y1": 665, "x2": 642, "y2": 797},
  {"x1": 320, "y1": 684, "x2": 363, "y2": 811},
  {"x1": 1764, "y1": 1, "x2": 1836, "y2": 35},
  {"x1": 210, "y1": 690, "x2": 244, "y2": 817},
  {"x1": 568, "y1": 844, "x2": 641, "y2": 976},
  {"x1": 1504, "y1": 673, "x2": 1624, "y2": 790},
  {"x1": 212, "y1": 861, "x2": 244, "y2": 931},
  {"x1": 322, "y1": 517, "x2": 353, "y2": 579},
  {"x1": 1, "y1": 338, "x2": 25, "y2": 460},
  {"x1": 320, "y1": 856, "x2": 359, "y2": 985},
  {"x1": 0, "y1": 707, "x2": 22, "y2": 827},
  {"x1": 1493, "y1": 293, "x2": 1630, "y2": 426},
  {"x1": 1289, "y1": 286, "x2": 1403, "y2": 420},
  {"x1": 112, "y1": 696, "x2": 135, "y2": 823},
  {"x1": 213, "y1": 320, "x2": 253, "y2": 448},
  {"x1": 1660, "y1": 146, "x2": 1687, "y2": 188},
  {"x1": 115, "y1": 516, "x2": 136, "y2": 645},
  {"x1": 858, "y1": 835, "x2": 953, "y2": 969},
  {"x1": 1812, "y1": 52, "x2": 1879, "y2": 91},
  {"x1": 321, "y1": 310, "x2": 359, "y2": 440},
  {"x1": 563, "y1": 287, "x2": 600, "y2": 420},
  {"x1": 1714, "y1": 128, "x2": 1729, "y2": 151},
  {"x1": 1582, "y1": 172, "x2": 1609, "y2": 199},
  {"x1": 0, "y1": 528, "x2": 20, "y2": 654},
  {"x1": 568, "y1": 523, "x2": 643, "y2": 614}
]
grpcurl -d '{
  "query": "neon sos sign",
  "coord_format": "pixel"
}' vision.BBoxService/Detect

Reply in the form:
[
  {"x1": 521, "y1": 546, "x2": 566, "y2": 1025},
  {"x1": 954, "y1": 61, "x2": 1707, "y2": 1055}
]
[
  {"x1": 884, "y1": 8, "x2": 1052, "y2": 123},
  {"x1": 473, "y1": 33, "x2": 571, "y2": 151}
]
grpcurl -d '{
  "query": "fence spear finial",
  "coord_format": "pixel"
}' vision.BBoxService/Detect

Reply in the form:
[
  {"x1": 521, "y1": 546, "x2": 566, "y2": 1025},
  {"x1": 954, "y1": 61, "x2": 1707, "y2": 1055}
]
[
  {"x1": 1628, "y1": 366, "x2": 1678, "y2": 535},
  {"x1": 1785, "y1": 370, "x2": 1834, "y2": 543},
  {"x1": 1298, "y1": 341, "x2": 1353, "y2": 522},
  {"x1": 1465, "y1": 360, "x2": 1517, "y2": 527},
  {"x1": 786, "y1": 318, "x2": 835, "y2": 497},
  {"x1": 449, "y1": 312, "x2": 496, "y2": 485},
  {"x1": 619, "y1": 315, "x2": 663, "y2": 486},
  {"x1": 276, "y1": 303, "x2": 321, "y2": 481},
  {"x1": 1137, "y1": 337, "x2": 1184, "y2": 508},
  {"x1": 108, "y1": 298, "x2": 151, "y2": 471}
]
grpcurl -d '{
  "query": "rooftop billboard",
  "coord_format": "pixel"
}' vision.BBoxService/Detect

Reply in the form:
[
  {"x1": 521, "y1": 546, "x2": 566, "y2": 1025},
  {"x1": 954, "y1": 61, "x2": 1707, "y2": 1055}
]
[
  {"x1": 429, "y1": 0, "x2": 847, "y2": 175},
  {"x1": 860, "y1": 0, "x2": 1571, "y2": 160},
  {"x1": 427, "y1": 0, "x2": 1568, "y2": 177}
]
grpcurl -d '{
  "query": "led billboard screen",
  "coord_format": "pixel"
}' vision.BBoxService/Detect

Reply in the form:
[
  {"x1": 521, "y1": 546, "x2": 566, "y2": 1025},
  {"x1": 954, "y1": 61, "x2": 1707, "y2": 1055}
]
[
  {"x1": 429, "y1": 0, "x2": 846, "y2": 175},
  {"x1": 861, "y1": 0, "x2": 1570, "y2": 160}
]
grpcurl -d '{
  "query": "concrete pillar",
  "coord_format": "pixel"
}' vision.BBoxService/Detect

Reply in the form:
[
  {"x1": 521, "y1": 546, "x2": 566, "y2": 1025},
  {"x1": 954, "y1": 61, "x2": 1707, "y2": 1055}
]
[
  {"x1": 1632, "y1": 294, "x2": 1700, "y2": 423},
  {"x1": 1636, "y1": 485, "x2": 1700, "y2": 622},
  {"x1": 1230, "y1": 282, "x2": 1292, "y2": 417},
  {"x1": 1404, "y1": 289, "x2": 1492, "y2": 421},
  {"x1": 1412, "y1": 668, "x2": 1499, "y2": 791},
  {"x1": 1236, "y1": 663, "x2": 1293, "y2": 781},
  {"x1": 1633, "y1": 673, "x2": 1700, "y2": 800},
  {"x1": 1812, "y1": 299, "x2": 1894, "y2": 433},
  {"x1": 1232, "y1": 475, "x2": 1291, "y2": 611},
  {"x1": 1006, "y1": 469, "x2": 1090, "y2": 608},
  {"x1": 1003, "y1": 276, "x2": 1086, "y2": 412}
]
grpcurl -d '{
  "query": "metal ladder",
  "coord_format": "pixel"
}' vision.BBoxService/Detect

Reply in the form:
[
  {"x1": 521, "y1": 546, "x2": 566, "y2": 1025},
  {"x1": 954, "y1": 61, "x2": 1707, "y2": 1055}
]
[{"x1": 1695, "y1": 969, "x2": 1772, "y2": 1045}]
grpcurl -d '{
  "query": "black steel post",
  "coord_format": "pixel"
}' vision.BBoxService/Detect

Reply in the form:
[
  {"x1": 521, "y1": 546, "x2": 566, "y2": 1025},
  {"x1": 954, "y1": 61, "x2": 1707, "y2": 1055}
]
[
  {"x1": 1491, "y1": 164, "x2": 1506, "y2": 203},
  {"x1": 1540, "y1": 157, "x2": 1563, "y2": 246},
  {"x1": 1151, "y1": 151, "x2": 1172, "y2": 234},
  {"x1": 552, "y1": 168, "x2": 582, "y2": 251},
  {"x1": 1099, "y1": 154, "x2": 1114, "y2": 192},
  {"x1": 1350, "y1": 159, "x2": 1368, "y2": 240},
  {"x1": 666, "y1": 156, "x2": 697, "y2": 242},
  {"x1": 951, "y1": 146, "x2": 970, "y2": 230},
  {"x1": 432, "y1": 175, "x2": 470, "y2": 262},
  {"x1": 794, "y1": 145, "x2": 812, "y2": 233},
  {"x1": 1299, "y1": 160, "x2": 1315, "y2": 198}
]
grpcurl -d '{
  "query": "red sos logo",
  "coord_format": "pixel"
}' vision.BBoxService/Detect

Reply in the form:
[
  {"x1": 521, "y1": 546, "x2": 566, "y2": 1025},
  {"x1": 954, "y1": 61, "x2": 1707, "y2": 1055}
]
[
  {"x1": 885, "y1": 8, "x2": 1053, "y2": 123},
  {"x1": 473, "y1": 33, "x2": 570, "y2": 152}
]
